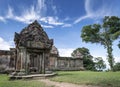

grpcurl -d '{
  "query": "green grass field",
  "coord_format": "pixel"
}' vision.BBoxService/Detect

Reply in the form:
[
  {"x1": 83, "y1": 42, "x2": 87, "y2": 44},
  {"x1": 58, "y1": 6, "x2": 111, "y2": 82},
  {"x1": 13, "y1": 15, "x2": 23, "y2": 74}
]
[
  {"x1": 0, "y1": 71, "x2": 120, "y2": 87},
  {"x1": 51, "y1": 71, "x2": 120, "y2": 87},
  {"x1": 0, "y1": 74, "x2": 53, "y2": 87}
]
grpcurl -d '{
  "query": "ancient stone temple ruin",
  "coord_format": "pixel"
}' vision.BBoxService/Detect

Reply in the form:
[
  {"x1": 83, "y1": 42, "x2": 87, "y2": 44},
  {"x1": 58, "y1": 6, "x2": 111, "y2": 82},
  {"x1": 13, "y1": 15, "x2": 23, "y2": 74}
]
[
  {"x1": 0, "y1": 21, "x2": 84, "y2": 75},
  {"x1": 14, "y1": 21, "x2": 54, "y2": 74}
]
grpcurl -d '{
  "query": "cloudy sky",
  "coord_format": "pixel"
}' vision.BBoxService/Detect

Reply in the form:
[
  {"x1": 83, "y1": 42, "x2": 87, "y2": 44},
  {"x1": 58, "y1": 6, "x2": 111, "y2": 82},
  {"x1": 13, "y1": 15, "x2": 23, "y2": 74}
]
[{"x1": 0, "y1": 0, "x2": 120, "y2": 67}]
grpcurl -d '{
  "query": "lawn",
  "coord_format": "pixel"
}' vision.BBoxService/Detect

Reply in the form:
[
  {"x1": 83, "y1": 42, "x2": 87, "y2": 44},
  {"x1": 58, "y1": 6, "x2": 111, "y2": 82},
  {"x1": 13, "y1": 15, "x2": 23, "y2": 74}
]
[
  {"x1": 0, "y1": 71, "x2": 120, "y2": 87},
  {"x1": 51, "y1": 71, "x2": 120, "y2": 87},
  {"x1": 0, "y1": 74, "x2": 53, "y2": 87}
]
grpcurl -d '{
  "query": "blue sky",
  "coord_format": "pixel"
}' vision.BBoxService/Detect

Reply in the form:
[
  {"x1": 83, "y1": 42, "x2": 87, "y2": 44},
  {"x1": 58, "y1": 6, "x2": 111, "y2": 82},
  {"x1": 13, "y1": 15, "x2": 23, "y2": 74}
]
[{"x1": 0, "y1": 0, "x2": 120, "y2": 68}]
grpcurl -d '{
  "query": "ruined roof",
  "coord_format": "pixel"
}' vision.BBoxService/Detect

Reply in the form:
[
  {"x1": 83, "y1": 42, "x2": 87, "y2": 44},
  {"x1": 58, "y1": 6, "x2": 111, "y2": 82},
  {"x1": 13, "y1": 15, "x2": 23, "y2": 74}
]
[
  {"x1": 0, "y1": 50, "x2": 12, "y2": 55},
  {"x1": 50, "y1": 45, "x2": 59, "y2": 55},
  {"x1": 14, "y1": 20, "x2": 53, "y2": 49}
]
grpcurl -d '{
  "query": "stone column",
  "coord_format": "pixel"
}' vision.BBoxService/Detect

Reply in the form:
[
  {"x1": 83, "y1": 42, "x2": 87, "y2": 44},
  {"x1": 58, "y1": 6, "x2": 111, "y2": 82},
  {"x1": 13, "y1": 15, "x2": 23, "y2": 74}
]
[
  {"x1": 43, "y1": 52, "x2": 45, "y2": 74},
  {"x1": 39, "y1": 53, "x2": 42, "y2": 74},
  {"x1": 25, "y1": 51, "x2": 30, "y2": 75},
  {"x1": 19, "y1": 47, "x2": 26, "y2": 72},
  {"x1": 38, "y1": 54, "x2": 40, "y2": 73},
  {"x1": 25, "y1": 50, "x2": 27, "y2": 75},
  {"x1": 67, "y1": 59, "x2": 70, "y2": 70},
  {"x1": 17, "y1": 49, "x2": 22, "y2": 71},
  {"x1": 16, "y1": 48, "x2": 19, "y2": 71},
  {"x1": 55, "y1": 57, "x2": 58, "y2": 69}
]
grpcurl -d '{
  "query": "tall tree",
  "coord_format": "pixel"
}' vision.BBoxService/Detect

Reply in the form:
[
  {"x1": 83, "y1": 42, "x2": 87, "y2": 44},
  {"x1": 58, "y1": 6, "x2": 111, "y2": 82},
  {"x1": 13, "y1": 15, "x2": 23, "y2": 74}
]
[
  {"x1": 94, "y1": 57, "x2": 106, "y2": 71},
  {"x1": 71, "y1": 47, "x2": 96, "y2": 71},
  {"x1": 81, "y1": 16, "x2": 120, "y2": 70}
]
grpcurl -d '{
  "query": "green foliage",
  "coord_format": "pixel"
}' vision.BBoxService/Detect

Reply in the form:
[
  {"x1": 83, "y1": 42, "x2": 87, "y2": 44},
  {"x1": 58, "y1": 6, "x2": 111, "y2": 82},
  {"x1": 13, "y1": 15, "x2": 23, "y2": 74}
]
[
  {"x1": 51, "y1": 71, "x2": 120, "y2": 87},
  {"x1": 71, "y1": 47, "x2": 96, "y2": 71},
  {"x1": 81, "y1": 16, "x2": 120, "y2": 70},
  {"x1": 84, "y1": 58, "x2": 96, "y2": 71},
  {"x1": 81, "y1": 24, "x2": 101, "y2": 44},
  {"x1": 94, "y1": 57, "x2": 106, "y2": 71},
  {"x1": 113, "y1": 62, "x2": 120, "y2": 71},
  {"x1": 71, "y1": 47, "x2": 90, "y2": 57},
  {"x1": 103, "y1": 16, "x2": 120, "y2": 40}
]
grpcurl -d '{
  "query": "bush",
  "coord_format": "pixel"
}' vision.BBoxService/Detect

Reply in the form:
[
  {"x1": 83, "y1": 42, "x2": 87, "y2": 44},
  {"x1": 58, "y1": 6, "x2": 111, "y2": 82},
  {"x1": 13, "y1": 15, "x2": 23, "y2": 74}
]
[{"x1": 113, "y1": 62, "x2": 120, "y2": 71}]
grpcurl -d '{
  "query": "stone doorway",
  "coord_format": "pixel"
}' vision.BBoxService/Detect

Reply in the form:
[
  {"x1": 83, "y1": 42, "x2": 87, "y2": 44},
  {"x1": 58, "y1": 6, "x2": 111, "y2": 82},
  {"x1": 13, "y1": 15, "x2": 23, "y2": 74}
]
[{"x1": 29, "y1": 52, "x2": 43, "y2": 74}]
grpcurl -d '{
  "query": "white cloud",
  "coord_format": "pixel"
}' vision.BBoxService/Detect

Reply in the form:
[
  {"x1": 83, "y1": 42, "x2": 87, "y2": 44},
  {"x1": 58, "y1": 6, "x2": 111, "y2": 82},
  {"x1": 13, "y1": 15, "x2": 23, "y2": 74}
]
[
  {"x1": 5, "y1": 4, "x2": 41, "y2": 24},
  {"x1": 115, "y1": 56, "x2": 120, "y2": 63},
  {"x1": 3, "y1": 0, "x2": 46, "y2": 24},
  {"x1": 0, "y1": 37, "x2": 11, "y2": 50},
  {"x1": 0, "y1": 16, "x2": 6, "y2": 22},
  {"x1": 14, "y1": 6, "x2": 40, "y2": 24},
  {"x1": 84, "y1": 0, "x2": 93, "y2": 15},
  {"x1": 74, "y1": 0, "x2": 93, "y2": 24},
  {"x1": 74, "y1": 15, "x2": 90, "y2": 24},
  {"x1": 62, "y1": 24, "x2": 72, "y2": 28},
  {"x1": 41, "y1": 24, "x2": 54, "y2": 28},
  {"x1": 64, "y1": 17, "x2": 71, "y2": 21},
  {"x1": 0, "y1": 0, "x2": 65, "y2": 27},
  {"x1": 6, "y1": 6, "x2": 14, "y2": 18},
  {"x1": 52, "y1": 5, "x2": 57, "y2": 15},
  {"x1": 58, "y1": 48, "x2": 74, "y2": 57},
  {"x1": 74, "y1": 0, "x2": 113, "y2": 24},
  {"x1": 40, "y1": 16, "x2": 64, "y2": 26},
  {"x1": 37, "y1": 0, "x2": 46, "y2": 14}
]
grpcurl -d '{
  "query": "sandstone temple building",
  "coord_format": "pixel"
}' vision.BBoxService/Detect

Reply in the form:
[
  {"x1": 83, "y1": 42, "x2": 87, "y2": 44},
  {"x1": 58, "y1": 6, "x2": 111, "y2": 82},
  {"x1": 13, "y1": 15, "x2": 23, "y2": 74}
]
[{"x1": 0, "y1": 21, "x2": 83, "y2": 74}]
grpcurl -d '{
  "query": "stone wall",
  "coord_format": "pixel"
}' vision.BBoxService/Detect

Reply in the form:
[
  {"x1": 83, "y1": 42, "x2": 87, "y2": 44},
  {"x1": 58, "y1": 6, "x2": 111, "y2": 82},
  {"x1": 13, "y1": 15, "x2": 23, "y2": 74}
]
[
  {"x1": 0, "y1": 49, "x2": 84, "y2": 73},
  {"x1": 49, "y1": 56, "x2": 84, "y2": 71},
  {"x1": 0, "y1": 55, "x2": 10, "y2": 73},
  {"x1": 0, "y1": 50, "x2": 15, "y2": 73}
]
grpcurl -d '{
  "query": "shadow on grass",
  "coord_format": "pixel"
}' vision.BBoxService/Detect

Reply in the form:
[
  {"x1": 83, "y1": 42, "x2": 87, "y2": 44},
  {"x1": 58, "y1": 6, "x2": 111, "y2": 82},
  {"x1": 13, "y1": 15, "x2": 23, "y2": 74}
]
[{"x1": 57, "y1": 73, "x2": 74, "y2": 76}]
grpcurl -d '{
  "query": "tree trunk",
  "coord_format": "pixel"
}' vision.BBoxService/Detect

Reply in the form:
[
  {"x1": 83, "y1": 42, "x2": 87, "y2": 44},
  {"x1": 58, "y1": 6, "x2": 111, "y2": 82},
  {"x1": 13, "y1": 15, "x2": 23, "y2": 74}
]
[{"x1": 106, "y1": 43, "x2": 114, "y2": 70}]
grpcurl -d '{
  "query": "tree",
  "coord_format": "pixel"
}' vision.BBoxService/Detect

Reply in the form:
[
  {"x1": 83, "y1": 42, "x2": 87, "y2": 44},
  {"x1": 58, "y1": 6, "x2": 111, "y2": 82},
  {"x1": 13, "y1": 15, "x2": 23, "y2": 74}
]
[
  {"x1": 71, "y1": 47, "x2": 96, "y2": 71},
  {"x1": 81, "y1": 16, "x2": 120, "y2": 70},
  {"x1": 94, "y1": 57, "x2": 106, "y2": 71},
  {"x1": 113, "y1": 62, "x2": 120, "y2": 71}
]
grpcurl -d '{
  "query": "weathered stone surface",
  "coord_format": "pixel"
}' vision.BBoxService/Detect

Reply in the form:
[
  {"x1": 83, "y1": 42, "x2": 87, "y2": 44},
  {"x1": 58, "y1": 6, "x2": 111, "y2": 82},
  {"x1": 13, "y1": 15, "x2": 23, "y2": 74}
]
[
  {"x1": 0, "y1": 55, "x2": 10, "y2": 73},
  {"x1": 49, "y1": 56, "x2": 84, "y2": 71},
  {"x1": 14, "y1": 20, "x2": 53, "y2": 74},
  {"x1": 14, "y1": 20, "x2": 53, "y2": 49},
  {"x1": 50, "y1": 46, "x2": 59, "y2": 56},
  {"x1": 0, "y1": 50, "x2": 12, "y2": 55}
]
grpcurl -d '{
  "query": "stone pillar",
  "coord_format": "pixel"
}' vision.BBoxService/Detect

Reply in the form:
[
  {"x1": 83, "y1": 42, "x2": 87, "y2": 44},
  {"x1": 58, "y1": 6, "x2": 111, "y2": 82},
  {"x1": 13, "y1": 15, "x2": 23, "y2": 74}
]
[
  {"x1": 25, "y1": 51, "x2": 30, "y2": 75},
  {"x1": 43, "y1": 52, "x2": 45, "y2": 74},
  {"x1": 20, "y1": 49, "x2": 23, "y2": 71},
  {"x1": 16, "y1": 48, "x2": 21, "y2": 71},
  {"x1": 23, "y1": 48, "x2": 26, "y2": 69},
  {"x1": 39, "y1": 53, "x2": 42, "y2": 74},
  {"x1": 67, "y1": 59, "x2": 70, "y2": 70},
  {"x1": 55, "y1": 57, "x2": 58, "y2": 69},
  {"x1": 15, "y1": 50, "x2": 17, "y2": 70},
  {"x1": 38, "y1": 54, "x2": 40, "y2": 73},
  {"x1": 25, "y1": 51, "x2": 27, "y2": 75},
  {"x1": 19, "y1": 47, "x2": 26, "y2": 72}
]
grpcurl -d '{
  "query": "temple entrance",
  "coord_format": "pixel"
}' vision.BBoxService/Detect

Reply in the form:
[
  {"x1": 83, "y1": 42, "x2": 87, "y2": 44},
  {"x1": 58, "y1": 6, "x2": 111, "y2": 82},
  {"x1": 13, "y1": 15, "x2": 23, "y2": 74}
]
[
  {"x1": 29, "y1": 53, "x2": 43, "y2": 74},
  {"x1": 14, "y1": 21, "x2": 53, "y2": 75}
]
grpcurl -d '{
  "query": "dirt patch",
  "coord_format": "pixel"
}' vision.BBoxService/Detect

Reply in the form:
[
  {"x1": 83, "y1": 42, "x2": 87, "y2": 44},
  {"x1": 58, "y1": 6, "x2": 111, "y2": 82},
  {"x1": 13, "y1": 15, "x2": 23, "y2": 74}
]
[{"x1": 40, "y1": 79, "x2": 100, "y2": 87}]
